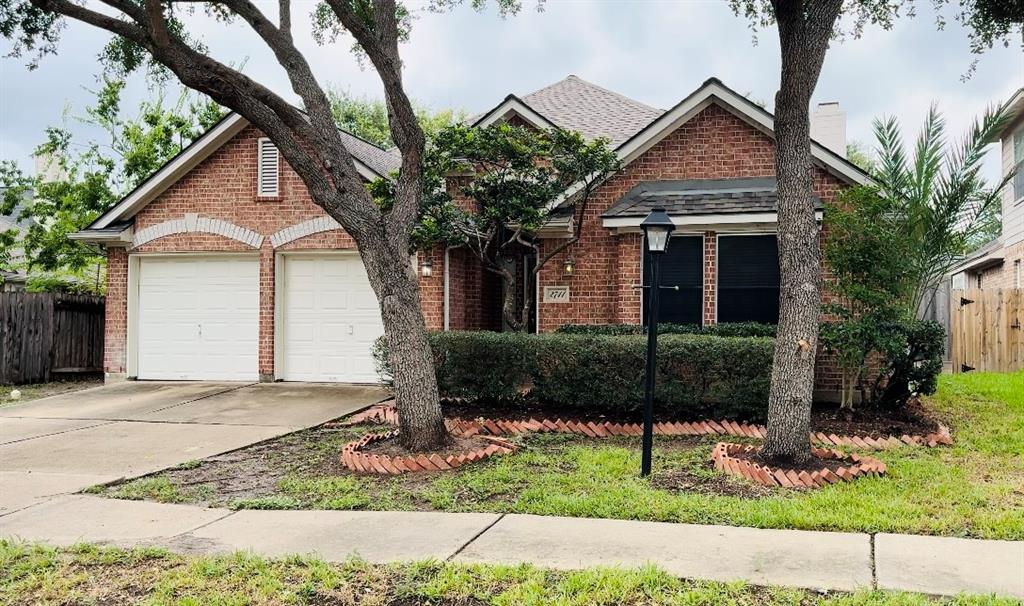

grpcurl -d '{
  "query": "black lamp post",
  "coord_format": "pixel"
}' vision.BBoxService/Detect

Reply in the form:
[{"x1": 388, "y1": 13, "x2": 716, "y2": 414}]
[{"x1": 639, "y1": 207, "x2": 675, "y2": 477}]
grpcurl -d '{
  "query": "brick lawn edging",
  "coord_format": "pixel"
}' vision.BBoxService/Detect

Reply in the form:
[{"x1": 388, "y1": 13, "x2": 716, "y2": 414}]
[
  {"x1": 334, "y1": 402, "x2": 954, "y2": 450},
  {"x1": 340, "y1": 430, "x2": 518, "y2": 475},
  {"x1": 712, "y1": 442, "x2": 887, "y2": 488}
]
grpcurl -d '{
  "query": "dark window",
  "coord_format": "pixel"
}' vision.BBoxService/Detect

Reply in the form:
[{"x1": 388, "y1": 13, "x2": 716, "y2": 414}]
[
  {"x1": 717, "y1": 235, "x2": 780, "y2": 324},
  {"x1": 643, "y1": 235, "x2": 703, "y2": 326}
]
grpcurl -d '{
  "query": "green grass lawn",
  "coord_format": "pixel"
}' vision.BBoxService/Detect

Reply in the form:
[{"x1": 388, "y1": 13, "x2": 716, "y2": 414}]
[
  {"x1": 101, "y1": 371, "x2": 1024, "y2": 540},
  {"x1": 0, "y1": 540, "x2": 1015, "y2": 606},
  {"x1": 0, "y1": 379, "x2": 101, "y2": 407}
]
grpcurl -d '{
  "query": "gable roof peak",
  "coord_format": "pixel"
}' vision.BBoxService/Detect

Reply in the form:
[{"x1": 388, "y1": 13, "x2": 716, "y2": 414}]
[{"x1": 518, "y1": 74, "x2": 664, "y2": 146}]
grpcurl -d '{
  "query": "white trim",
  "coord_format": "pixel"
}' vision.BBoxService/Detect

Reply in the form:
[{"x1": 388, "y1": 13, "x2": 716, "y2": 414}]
[
  {"x1": 68, "y1": 225, "x2": 134, "y2": 245},
  {"x1": 132, "y1": 213, "x2": 264, "y2": 249},
  {"x1": 472, "y1": 96, "x2": 558, "y2": 131},
  {"x1": 604, "y1": 211, "x2": 823, "y2": 230},
  {"x1": 126, "y1": 254, "x2": 140, "y2": 378},
  {"x1": 95, "y1": 114, "x2": 249, "y2": 229},
  {"x1": 273, "y1": 252, "x2": 284, "y2": 380},
  {"x1": 617, "y1": 82, "x2": 872, "y2": 186},
  {"x1": 544, "y1": 80, "x2": 871, "y2": 213},
  {"x1": 270, "y1": 215, "x2": 342, "y2": 248}
]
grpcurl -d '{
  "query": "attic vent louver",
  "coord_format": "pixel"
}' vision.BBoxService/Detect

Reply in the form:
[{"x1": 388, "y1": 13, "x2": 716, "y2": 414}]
[{"x1": 258, "y1": 138, "x2": 280, "y2": 197}]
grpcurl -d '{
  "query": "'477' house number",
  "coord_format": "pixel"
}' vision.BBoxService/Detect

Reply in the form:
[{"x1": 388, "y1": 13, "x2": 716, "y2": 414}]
[{"x1": 543, "y1": 286, "x2": 570, "y2": 303}]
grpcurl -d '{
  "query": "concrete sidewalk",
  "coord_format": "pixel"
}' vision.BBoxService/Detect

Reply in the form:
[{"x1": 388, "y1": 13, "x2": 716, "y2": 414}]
[{"x1": 0, "y1": 495, "x2": 1020, "y2": 599}]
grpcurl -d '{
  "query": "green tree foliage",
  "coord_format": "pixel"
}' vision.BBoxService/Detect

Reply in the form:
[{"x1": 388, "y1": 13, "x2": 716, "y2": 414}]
[
  {"x1": 872, "y1": 103, "x2": 1013, "y2": 314},
  {"x1": 328, "y1": 89, "x2": 467, "y2": 148},
  {"x1": 0, "y1": 80, "x2": 223, "y2": 286},
  {"x1": 821, "y1": 186, "x2": 914, "y2": 409},
  {"x1": 414, "y1": 123, "x2": 621, "y2": 330}
]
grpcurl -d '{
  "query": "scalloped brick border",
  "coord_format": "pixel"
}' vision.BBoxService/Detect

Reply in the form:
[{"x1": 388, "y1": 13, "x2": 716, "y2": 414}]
[
  {"x1": 340, "y1": 431, "x2": 517, "y2": 475},
  {"x1": 334, "y1": 402, "x2": 952, "y2": 450},
  {"x1": 711, "y1": 442, "x2": 887, "y2": 488}
]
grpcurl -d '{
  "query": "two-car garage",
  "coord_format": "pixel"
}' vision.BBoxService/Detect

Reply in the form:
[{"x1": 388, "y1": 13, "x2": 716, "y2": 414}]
[{"x1": 131, "y1": 253, "x2": 384, "y2": 383}]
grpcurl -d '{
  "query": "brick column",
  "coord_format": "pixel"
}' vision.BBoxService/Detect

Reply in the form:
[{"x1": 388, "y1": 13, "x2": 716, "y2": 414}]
[
  {"x1": 703, "y1": 231, "x2": 717, "y2": 326},
  {"x1": 258, "y1": 242, "x2": 275, "y2": 381},
  {"x1": 616, "y1": 232, "x2": 642, "y2": 324},
  {"x1": 418, "y1": 246, "x2": 445, "y2": 331},
  {"x1": 103, "y1": 247, "x2": 129, "y2": 379}
]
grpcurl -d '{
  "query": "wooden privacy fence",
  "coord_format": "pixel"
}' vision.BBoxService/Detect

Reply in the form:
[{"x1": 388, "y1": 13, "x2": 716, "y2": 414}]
[
  {"x1": 0, "y1": 292, "x2": 105, "y2": 385},
  {"x1": 950, "y1": 288, "x2": 1024, "y2": 373}
]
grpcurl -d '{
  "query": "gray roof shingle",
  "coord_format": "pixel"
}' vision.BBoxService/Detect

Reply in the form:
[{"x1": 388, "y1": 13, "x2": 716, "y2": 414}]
[
  {"x1": 339, "y1": 130, "x2": 401, "y2": 176},
  {"x1": 521, "y1": 75, "x2": 664, "y2": 146},
  {"x1": 602, "y1": 177, "x2": 824, "y2": 218}
]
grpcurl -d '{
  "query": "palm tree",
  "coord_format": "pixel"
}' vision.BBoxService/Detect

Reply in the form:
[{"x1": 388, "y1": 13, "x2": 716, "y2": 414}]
[{"x1": 871, "y1": 104, "x2": 1014, "y2": 316}]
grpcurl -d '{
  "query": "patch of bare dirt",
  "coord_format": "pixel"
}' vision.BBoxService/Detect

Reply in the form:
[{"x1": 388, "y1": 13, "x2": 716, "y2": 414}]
[
  {"x1": 810, "y1": 399, "x2": 941, "y2": 439},
  {"x1": 652, "y1": 466, "x2": 773, "y2": 498}
]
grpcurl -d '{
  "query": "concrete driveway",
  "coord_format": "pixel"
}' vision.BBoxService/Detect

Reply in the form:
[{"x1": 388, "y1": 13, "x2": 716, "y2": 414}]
[{"x1": 0, "y1": 381, "x2": 386, "y2": 515}]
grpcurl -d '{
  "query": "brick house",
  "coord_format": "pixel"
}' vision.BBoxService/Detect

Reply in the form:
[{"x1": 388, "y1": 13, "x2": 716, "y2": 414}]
[
  {"x1": 951, "y1": 87, "x2": 1024, "y2": 290},
  {"x1": 73, "y1": 75, "x2": 870, "y2": 399}
]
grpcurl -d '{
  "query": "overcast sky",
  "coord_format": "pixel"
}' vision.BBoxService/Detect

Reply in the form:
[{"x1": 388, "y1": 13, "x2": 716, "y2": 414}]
[{"x1": 1, "y1": 1, "x2": 1021, "y2": 181}]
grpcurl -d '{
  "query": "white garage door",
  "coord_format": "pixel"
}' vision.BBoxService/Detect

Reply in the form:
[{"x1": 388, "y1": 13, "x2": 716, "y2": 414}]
[
  {"x1": 136, "y1": 256, "x2": 259, "y2": 381},
  {"x1": 280, "y1": 254, "x2": 385, "y2": 383}
]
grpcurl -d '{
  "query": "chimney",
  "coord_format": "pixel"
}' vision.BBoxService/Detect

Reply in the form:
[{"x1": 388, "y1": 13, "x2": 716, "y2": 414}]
[
  {"x1": 810, "y1": 102, "x2": 847, "y2": 158},
  {"x1": 34, "y1": 152, "x2": 65, "y2": 183}
]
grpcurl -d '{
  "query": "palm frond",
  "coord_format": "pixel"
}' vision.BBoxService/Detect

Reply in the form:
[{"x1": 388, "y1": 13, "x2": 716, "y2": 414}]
[{"x1": 872, "y1": 115, "x2": 909, "y2": 198}]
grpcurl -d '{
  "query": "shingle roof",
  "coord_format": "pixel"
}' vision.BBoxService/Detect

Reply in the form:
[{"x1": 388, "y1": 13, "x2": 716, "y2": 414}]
[
  {"x1": 339, "y1": 130, "x2": 400, "y2": 176},
  {"x1": 602, "y1": 177, "x2": 824, "y2": 218},
  {"x1": 521, "y1": 75, "x2": 664, "y2": 146}
]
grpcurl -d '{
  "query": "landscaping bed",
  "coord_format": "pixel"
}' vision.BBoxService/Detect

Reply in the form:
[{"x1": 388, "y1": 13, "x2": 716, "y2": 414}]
[
  {"x1": 93, "y1": 371, "x2": 1024, "y2": 540},
  {"x1": 3, "y1": 541, "x2": 1015, "y2": 606}
]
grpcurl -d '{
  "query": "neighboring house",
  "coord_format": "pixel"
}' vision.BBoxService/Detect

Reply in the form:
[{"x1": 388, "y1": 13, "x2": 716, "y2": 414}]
[
  {"x1": 952, "y1": 88, "x2": 1024, "y2": 290},
  {"x1": 0, "y1": 190, "x2": 37, "y2": 292},
  {"x1": 72, "y1": 75, "x2": 869, "y2": 401}
]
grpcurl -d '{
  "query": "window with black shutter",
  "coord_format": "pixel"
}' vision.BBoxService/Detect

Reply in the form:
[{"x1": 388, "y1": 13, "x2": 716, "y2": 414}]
[
  {"x1": 643, "y1": 235, "x2": 703, "y2": 326},
  {"x1": 717, "y1": 234, "x2": 780, "y2": 324}
]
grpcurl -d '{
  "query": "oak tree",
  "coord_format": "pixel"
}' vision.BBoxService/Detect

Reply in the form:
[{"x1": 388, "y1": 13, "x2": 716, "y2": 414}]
[{"x1": 0, "y1": 0, "x2": 517, "y2": 450}]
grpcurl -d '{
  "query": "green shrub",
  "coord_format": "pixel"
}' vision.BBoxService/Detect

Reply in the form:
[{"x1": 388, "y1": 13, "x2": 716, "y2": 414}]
[
  {"x1": 556, "y1": 322, "x2": 776, "y2": 338},
  {"x1": 872, "y1": 319, "x2": 944, "y2": 408},
  {"x1": 377, "y1": 331, "x2": 774, "y2": 422}
]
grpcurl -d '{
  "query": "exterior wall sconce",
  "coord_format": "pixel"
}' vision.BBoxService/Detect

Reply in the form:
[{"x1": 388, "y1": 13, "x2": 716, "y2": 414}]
[
  {"x1": 563, "y1": 258, "x2": 576, "y2": 276},
  {"x1": 421, "y1": 257, "x2": 433, "y2": 278}
]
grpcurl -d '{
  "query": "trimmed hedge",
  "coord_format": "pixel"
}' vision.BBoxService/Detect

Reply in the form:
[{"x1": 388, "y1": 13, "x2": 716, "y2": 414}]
[
  {"x1": 377, "y1": 331, "x2": 774, "y2": 422},
  {"x1": 556, "y1": 322, "x2": 777, "y2": 338}
]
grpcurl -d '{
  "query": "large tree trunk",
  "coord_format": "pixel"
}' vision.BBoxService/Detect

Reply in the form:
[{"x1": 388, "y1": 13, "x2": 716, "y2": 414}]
[
  {"x1": 762, "y1": 0, "x2": 843, "y2": 462},
  {"x1": 360, "y1": 229, "x2": 449, "y2": 451}
]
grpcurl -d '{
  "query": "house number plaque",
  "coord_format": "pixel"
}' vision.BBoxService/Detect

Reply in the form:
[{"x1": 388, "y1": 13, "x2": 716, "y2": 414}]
[{"x1": 543, "y1": 286, "x2": 570, "y2": 303}]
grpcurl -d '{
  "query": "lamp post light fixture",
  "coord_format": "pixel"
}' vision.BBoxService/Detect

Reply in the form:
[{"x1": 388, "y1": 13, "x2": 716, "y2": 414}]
[{"x1": 639, "y1": 207, "x2": 675, "y2": 477}]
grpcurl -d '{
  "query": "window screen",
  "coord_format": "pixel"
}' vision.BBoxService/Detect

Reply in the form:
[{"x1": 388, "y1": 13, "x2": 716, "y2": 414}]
[
  {"x1": 717, "y1": 234, "x2": 780, "y2": 324},
  {"x1": 643, "y1": 235, "x2": 702, "y2": 326}
]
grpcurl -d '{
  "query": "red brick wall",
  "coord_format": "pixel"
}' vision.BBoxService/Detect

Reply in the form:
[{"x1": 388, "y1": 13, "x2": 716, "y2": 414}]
[
  {"x1": 104, "y1": 247, "x2": 128, "y2": 376},
  {"x1": 104, "y1": 125, "x2": 431, "y2": 378},
  {"x1": 532, "y1": 103, "x2": 846, "y2": 397}
]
